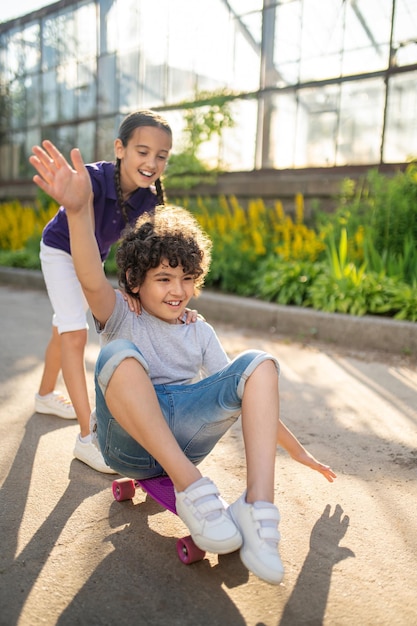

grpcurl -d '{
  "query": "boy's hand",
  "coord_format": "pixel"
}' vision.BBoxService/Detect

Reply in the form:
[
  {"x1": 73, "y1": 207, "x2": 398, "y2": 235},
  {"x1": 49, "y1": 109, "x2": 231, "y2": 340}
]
[
  {"x1": 29, "y1": 140, "x2": 92, "y2": 213},
  {"x1": 294, "y1": 449, "x2": 337, "y2": 483}
]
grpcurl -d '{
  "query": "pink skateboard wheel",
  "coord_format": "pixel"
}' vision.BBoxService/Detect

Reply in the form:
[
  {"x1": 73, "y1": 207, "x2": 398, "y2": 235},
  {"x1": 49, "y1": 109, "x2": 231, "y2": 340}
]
[{"x1": 176, "y1": 535, "x2": 206, "y2": 564}]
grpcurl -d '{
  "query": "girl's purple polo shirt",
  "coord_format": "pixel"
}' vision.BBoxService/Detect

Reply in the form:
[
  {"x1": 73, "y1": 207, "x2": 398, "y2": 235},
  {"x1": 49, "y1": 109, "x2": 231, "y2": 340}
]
[{"x1": 42, "y1": 161, "x2": 159, "y2": 261}]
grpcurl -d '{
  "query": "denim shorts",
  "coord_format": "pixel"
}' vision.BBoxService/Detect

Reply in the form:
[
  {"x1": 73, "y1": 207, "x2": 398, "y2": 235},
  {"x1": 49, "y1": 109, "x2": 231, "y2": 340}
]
[{"x1": 94, "y1": 339, "x2": 280, "y2": 479}]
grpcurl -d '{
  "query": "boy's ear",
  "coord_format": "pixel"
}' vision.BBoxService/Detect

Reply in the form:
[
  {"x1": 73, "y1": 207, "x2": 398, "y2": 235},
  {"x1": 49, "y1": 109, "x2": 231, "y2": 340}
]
[{"x1": 126, "y1": 270, "x2": 140, "y2": 293}]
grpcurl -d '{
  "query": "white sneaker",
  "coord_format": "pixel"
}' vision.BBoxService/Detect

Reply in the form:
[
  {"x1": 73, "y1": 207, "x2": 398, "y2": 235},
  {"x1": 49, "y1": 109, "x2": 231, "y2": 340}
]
[
  {"x1": 35, "y1": 391, "x2": 76, "y2": 419},
  {"x1": 175, "y1": 477, "x2": 242, "y2": 554},
  {"x1": 229, "y1": 492, "x2": 284, "y2": 585},
  {"x1": 73, "y1": 435, "x2": 117, "y2": 474}
]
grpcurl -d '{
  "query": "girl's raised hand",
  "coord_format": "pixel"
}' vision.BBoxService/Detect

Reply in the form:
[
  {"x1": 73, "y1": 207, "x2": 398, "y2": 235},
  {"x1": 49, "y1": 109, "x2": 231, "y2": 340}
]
[{"x1": 29, "y1": 140, "x2": 92, "y2": 213}]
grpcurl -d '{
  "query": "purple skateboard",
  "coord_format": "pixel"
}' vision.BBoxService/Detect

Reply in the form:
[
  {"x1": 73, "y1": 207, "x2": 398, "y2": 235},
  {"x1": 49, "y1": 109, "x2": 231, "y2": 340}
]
[{"x1": 112, "y1": 475, "x2": 205, "y2": 564}]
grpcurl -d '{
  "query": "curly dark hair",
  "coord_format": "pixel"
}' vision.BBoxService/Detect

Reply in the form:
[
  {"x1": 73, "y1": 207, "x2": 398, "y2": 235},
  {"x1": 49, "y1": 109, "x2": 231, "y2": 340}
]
[{"x1": 116, "y1": 205, "x2": 212, "y2": 297}]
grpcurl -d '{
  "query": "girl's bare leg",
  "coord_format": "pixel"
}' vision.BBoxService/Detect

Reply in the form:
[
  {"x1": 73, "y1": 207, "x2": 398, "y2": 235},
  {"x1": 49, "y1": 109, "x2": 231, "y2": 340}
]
[
  {"x1": 38, "y1": 325, "x2": 62, "y2": 395},
  {"x1": 60, "y1": 329, "x2": 92, "y2": 437}
]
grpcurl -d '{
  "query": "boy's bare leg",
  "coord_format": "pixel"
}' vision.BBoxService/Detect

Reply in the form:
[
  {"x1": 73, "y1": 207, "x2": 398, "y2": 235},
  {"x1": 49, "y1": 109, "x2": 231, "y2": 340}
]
[
  {"x1": 105, "y1": 357, "x2": 202, "y2": 492},
  {"x1": 240, "y1": 359, "x2": 279, "y2": 504},
  {"x1": 105, "y1": 357, "x2": 243, "y2": 554}
]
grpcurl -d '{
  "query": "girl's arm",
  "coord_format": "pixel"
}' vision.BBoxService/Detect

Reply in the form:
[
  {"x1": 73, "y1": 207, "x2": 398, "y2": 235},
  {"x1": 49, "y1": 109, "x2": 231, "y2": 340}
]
[
  {"x1": 278, "y1": 420, "x2": 337, "y2": 483},
  {"x1": 30, "y1": 141, "x2": 115, "y2": 326}
]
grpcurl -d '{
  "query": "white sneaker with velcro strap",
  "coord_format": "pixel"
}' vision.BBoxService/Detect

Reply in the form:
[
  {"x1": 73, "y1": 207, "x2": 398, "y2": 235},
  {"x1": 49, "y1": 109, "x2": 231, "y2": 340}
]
[
  {"x1": 229, "y1": 492, "x2": 284, "y2": 585},
  {"x1": 175, "y1": 477, "x2": 242, "y2": 554}
]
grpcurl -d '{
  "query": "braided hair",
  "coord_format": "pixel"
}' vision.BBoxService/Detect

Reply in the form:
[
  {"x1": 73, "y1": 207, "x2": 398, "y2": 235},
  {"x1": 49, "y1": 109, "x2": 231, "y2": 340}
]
[{"x1": 114, "y1": 110, "x2": 172, "y2": 222}]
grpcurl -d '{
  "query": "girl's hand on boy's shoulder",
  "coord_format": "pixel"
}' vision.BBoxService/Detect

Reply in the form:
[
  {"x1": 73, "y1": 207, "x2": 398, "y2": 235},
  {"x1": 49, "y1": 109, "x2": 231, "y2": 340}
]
[
  {"x1": 183, "y1": 309, "x2": 206, "y2": 325},
  {"x1": 120, "y1": 290, "x2": 142, "y2": 315}
]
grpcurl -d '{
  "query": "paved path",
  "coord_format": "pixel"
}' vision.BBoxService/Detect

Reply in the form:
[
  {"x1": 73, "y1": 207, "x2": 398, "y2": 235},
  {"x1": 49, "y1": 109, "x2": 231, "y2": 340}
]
[{"x1": 1, "y1": 284, "x2": 416, "y2": 626}]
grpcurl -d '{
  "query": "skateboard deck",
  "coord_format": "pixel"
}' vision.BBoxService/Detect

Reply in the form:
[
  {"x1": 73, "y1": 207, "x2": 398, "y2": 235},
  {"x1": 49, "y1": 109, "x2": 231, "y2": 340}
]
[{"x1": 112, "y1": 475, "x2": 205, "y2": 564}]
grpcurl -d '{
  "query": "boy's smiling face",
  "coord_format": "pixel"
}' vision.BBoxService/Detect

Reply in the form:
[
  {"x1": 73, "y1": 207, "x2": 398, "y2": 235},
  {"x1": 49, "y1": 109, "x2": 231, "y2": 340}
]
[{"x1": 132, "y1": 260, "x2": 195, "y2": 324}]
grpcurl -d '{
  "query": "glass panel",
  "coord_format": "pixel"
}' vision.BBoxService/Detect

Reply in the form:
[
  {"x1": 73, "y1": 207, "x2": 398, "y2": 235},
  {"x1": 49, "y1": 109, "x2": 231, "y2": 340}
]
[
  {"x1": 77, "y1": 57, "x2": 97, "y2": 117},
  {"x1": 23, "y1": 128, "x2": 41, "y2": 177},
  {"x1": 164, "y1": 0, "x2": 200, "y2": 74},
  {"x1": 76, "y1": 121, "x2": 96, "y2": 162},
  {"x1": 22, "y1": 23, "x2": 41, "y2": 74},
  {"x1": 42, "y1": 69, "x2": 58, "y2": 123},
  {"x1": 230, "y1": 18, "x2": 261, "y2": 92},
  {"x1": 42, "y1": 10, "x2": 76, "y2": 71},
  {"x1": 42, "y1": 16, "x2": 59, "y2": 70},
  {"x1": 10, "y1": 132, "x2": 25, "y2": 178},
  {"x1": 298, "y1": 85, "x2": 340, "y2": 167},
  {"x1": 119, "y1": 50, "x2": 141, "y2": 111},
  {"x1": 6, "y1": 29, "x2": 26, "y2": 78},
  {"x1": 219, "y1": 99, "x2": 258, "y2": 171},
  {"x1": 336, "y1": 78, "x2": 385, "y2": 165},
  {"x1": 227, "y1": 0, "x2": 263, "y2": 15},
  {"x1": 57, "y1": 62, "x2": 77, "y2": 121},
  {"x1": 267, "y1": 92, "x2": 299, "y2": 168},
  {"x1": 10, "y1": 79, "x2": 26, "y2": 130},
  {"x1": 384, "y1": 73, "x2": 417, "y2": 162},
  {"x1": 102, "y1": 0, "x2": 141, "y2": 54},
  {"x1": 98, "y1": 54, "x2": 118, "y2": 114},
  {"x1": 0, "y1": 35, "x2": 7, "y2": 78},
  {"x1": 392, "y1": 0, "x2": 417, "y2": 66},
  {"x1": 3, "y1": 131, "x2": 35, "y2": 179},
  {"x1": 26, "y1": 75, "x2": 41, "y2": 125},
  {"x1": 232, "y1": 3, "x2": 262, "y2": 46},
  {"x1": 190, "y1": 2, "x2": 235, "y2": 87},
  {"x1": 274, "y1": 1, "x2": 302, "y2": 84},
  {"x1": 342, "y1": 0, "x2": 392, "y2": 75},
  {"x1": 299, "y1": 0, "x2": 344, "y2": 82},
  {"x1": 56, "y1": 125, "x2": 77, "y2": 160},
  {"x1": 76, "y1": 2, "x2": 97, "y2": 57},
  {"x1": 167, "y1": 66, "x2": 195, "y2": 104},
  {"x1": 99, "y1": 0, "x2": 116, "y2": 55},
  {"x1": 0, "y1": 140, "x2": 12, "y2": 181},
  {"x1": 96, "y1": 115, "x2": 118, "y2": 161},
  {"x1": 142, "y1": 60, "x2": 165, "y2": 108}
]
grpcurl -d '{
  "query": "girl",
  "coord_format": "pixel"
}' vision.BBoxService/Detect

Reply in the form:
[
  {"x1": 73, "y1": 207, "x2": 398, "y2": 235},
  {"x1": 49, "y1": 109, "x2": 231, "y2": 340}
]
[
  {"x1": 34, "y1": 110, "x2": 196, "y2": 474},
  {"x1": 30, "y1": 141, "x2": 336, "y2": 585}
]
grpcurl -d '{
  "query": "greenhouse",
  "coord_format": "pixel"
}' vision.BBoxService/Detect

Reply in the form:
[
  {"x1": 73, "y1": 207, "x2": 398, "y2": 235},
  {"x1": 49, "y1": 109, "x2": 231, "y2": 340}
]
[{"x1": 0, "y1": 0, "x2": 416, "y2": 193}]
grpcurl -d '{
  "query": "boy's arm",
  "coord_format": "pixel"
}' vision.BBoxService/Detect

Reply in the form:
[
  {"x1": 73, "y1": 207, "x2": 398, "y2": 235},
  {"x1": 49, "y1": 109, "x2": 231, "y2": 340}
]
[
  {"x1": 30, "y1": 141, "x2": 115, "y2": 326},
  {"x1": 278, "y1": 420, "x2": 337, "y2": 483}
]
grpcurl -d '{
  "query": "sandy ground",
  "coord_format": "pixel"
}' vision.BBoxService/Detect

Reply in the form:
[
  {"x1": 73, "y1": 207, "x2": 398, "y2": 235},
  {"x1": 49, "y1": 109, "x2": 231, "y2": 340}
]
[{"x1": 0, "y1": 284, "x2": 416, "y2": 626}]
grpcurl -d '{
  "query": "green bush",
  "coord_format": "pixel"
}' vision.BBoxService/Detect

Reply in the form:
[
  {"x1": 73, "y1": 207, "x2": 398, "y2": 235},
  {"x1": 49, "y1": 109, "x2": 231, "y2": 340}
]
[{"x1": 2, "y1": 167, "x2": 417, "y2": 323}]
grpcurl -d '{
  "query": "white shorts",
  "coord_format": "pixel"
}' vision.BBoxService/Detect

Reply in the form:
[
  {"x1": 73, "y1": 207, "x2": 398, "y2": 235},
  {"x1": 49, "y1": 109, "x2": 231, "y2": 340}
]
[{"x1": 40, "y1": 241, "x2": 89, "y2": 334}]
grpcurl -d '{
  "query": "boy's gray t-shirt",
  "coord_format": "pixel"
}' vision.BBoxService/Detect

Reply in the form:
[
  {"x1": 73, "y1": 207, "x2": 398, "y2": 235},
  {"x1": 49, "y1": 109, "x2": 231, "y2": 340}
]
[{"x1": 95, "y1": 291, "x2": 230, "y2": 385}]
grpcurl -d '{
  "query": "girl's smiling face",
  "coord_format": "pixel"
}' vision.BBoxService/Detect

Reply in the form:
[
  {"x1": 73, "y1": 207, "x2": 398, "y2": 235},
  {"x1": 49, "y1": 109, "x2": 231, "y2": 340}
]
[
  {"x1": 132, "y1": 260, "x2": 195, "y2": 324},
  {"x1": 115, "y1": 126, "x2": 172, "y2": 197}
]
